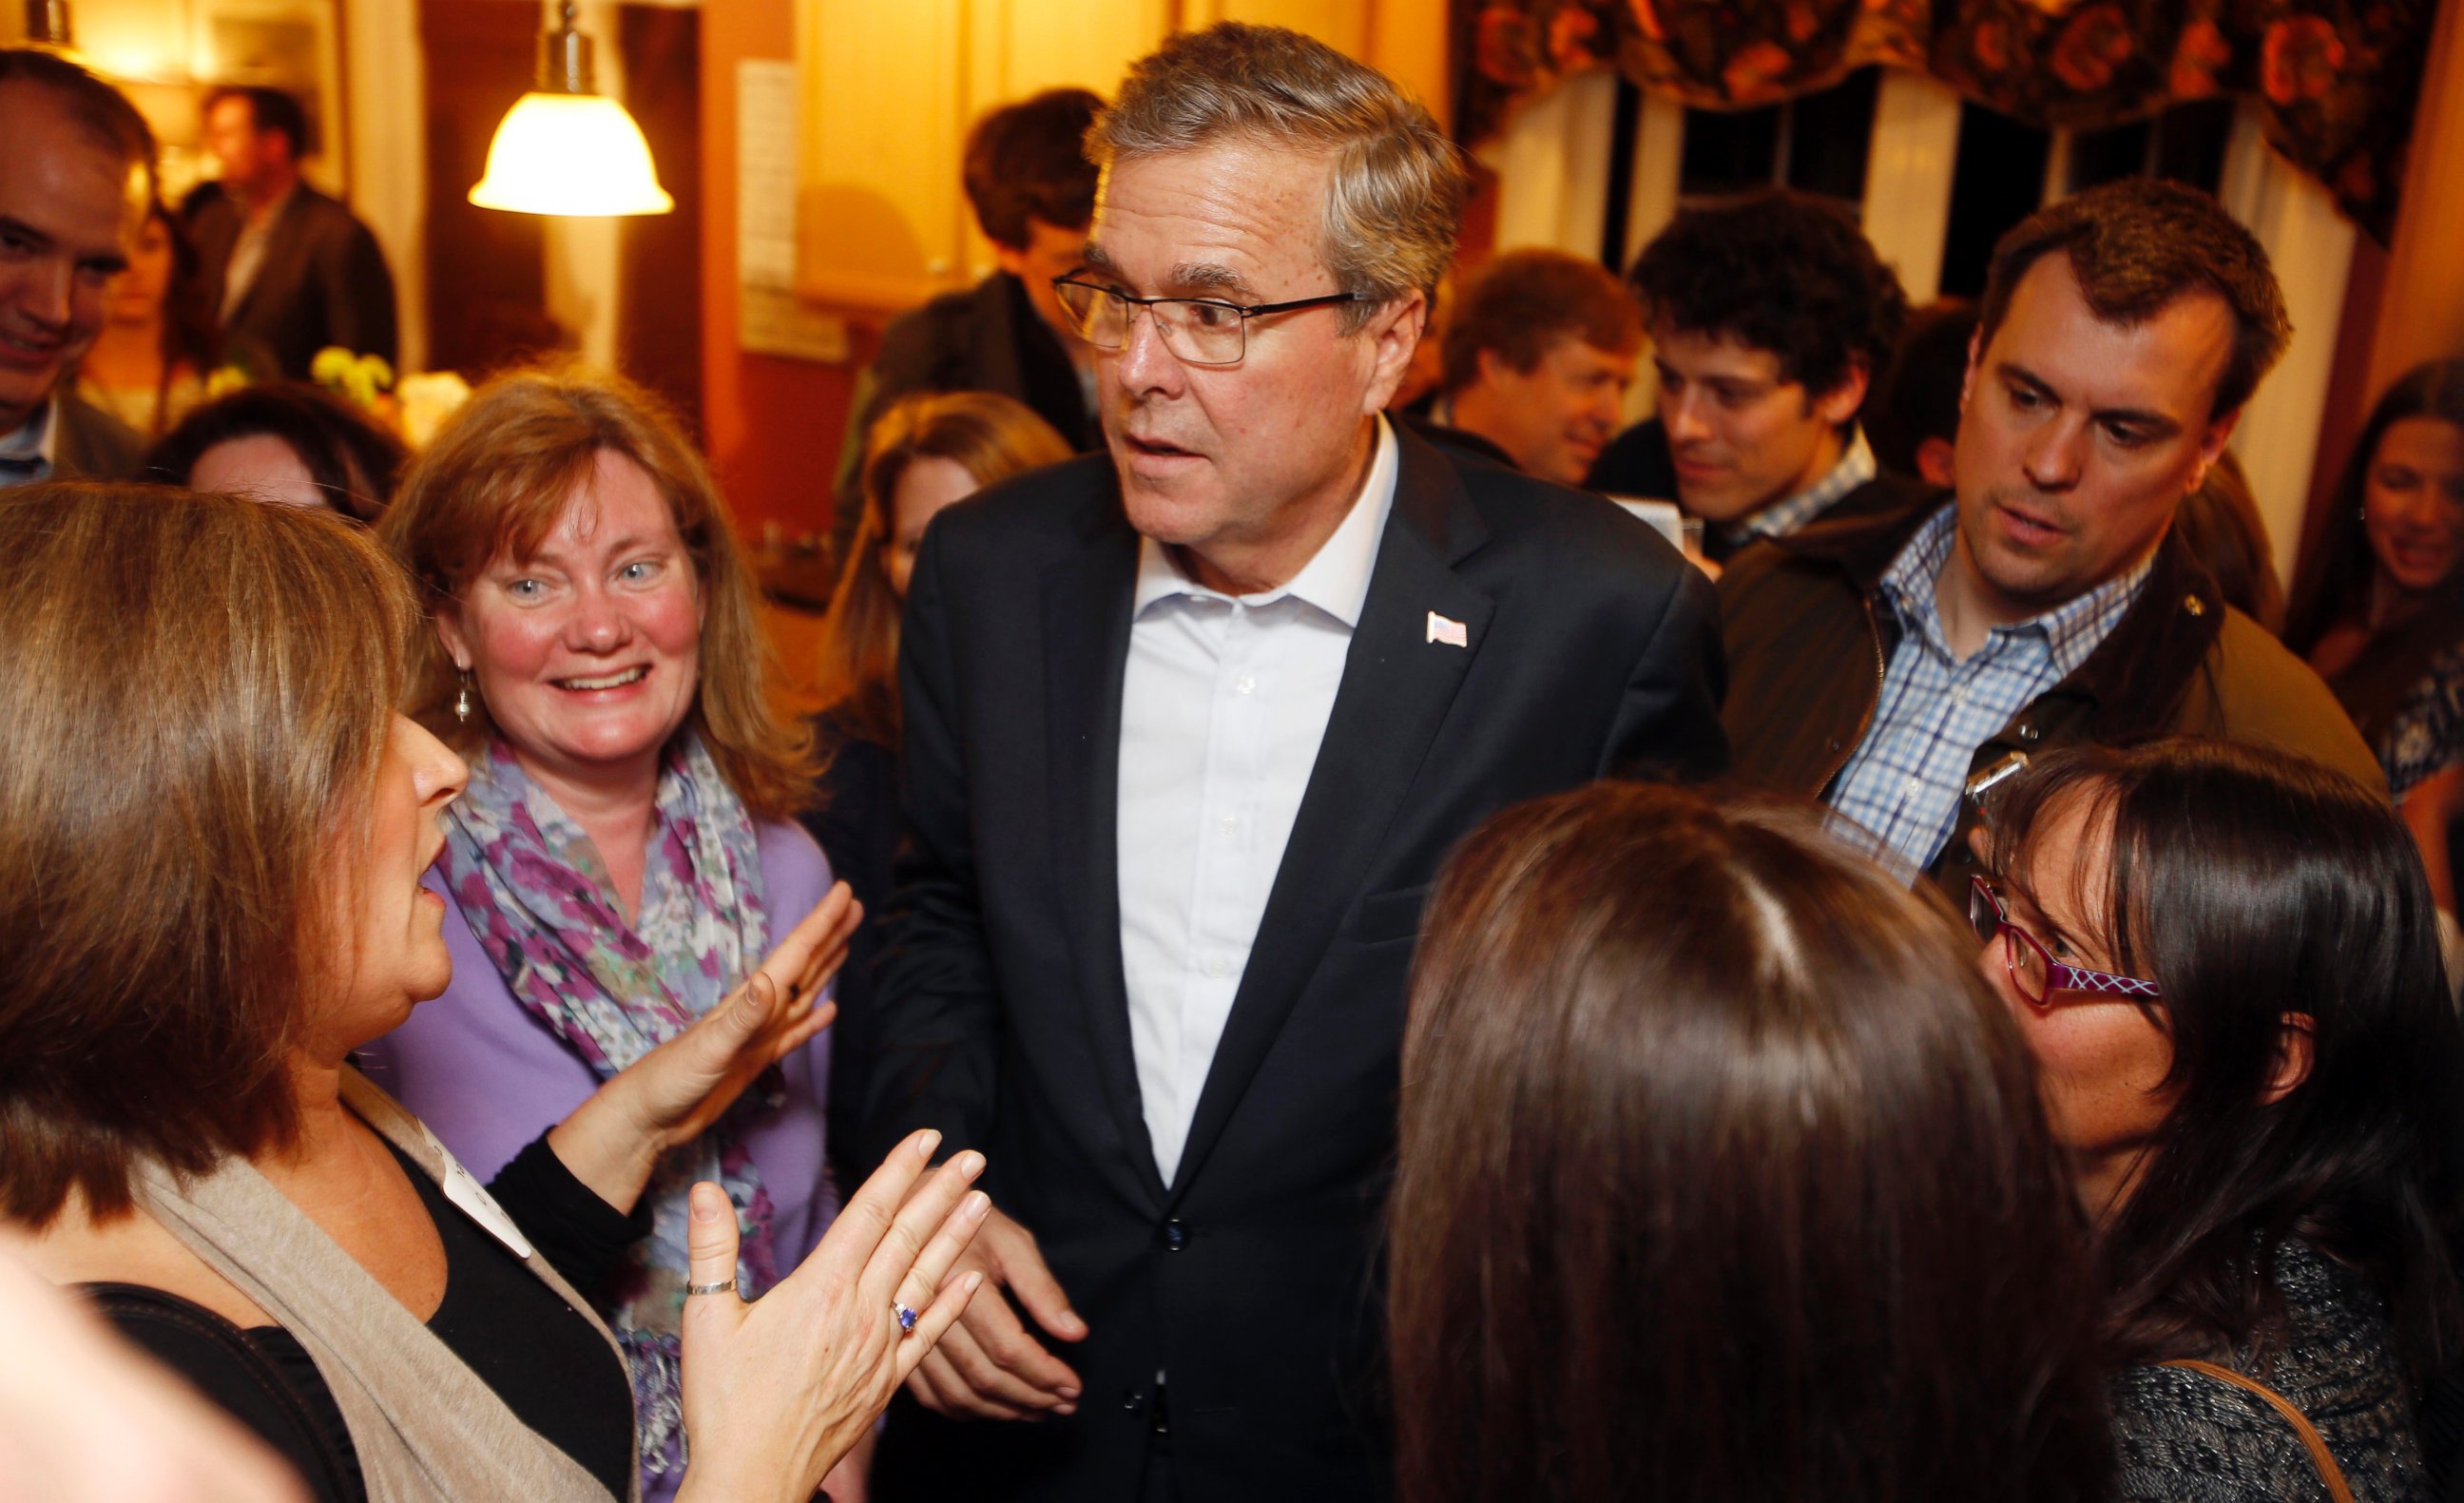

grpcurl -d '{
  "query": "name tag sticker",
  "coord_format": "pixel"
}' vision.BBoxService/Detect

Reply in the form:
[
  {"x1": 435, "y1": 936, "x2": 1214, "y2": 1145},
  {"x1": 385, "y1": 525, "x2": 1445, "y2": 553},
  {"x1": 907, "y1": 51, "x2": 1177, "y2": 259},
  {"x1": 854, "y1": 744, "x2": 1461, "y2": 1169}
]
[{"x1": 434, "y1": 1140, "x2": 536, "y2": 1261}]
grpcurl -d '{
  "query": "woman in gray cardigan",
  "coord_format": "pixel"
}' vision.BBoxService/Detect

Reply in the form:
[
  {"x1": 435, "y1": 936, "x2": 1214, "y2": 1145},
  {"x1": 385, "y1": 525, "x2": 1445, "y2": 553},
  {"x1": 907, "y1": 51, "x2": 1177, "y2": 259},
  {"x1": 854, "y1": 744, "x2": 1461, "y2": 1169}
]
[{"x1": 1977, "y1": 738, "x2": 2464, "y2": 1503}]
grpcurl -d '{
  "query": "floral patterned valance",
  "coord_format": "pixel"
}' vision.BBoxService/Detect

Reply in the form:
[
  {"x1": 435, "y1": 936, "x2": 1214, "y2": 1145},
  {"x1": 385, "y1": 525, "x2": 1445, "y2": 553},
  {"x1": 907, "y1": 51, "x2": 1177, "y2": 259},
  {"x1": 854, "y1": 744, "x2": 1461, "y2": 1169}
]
[{"x1": 1461, "y1": 0, "x2": 2431, "y2": 241}]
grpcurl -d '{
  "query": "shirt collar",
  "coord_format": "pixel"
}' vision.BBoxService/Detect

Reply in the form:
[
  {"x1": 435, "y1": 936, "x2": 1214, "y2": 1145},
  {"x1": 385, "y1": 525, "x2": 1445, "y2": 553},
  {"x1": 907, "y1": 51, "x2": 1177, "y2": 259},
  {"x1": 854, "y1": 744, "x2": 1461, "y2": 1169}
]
[
  {"x1": 0, "y1": 396, "x2": 60, "y2": 467},
  {"x1": 1132, "y1": 414, "x2": 1399, "y2": 627},
  {"x1": 1736, "y1": 425, "x2": 1877, "y2": 543},
  {"x1": 1879, "y1": 504, "x2": 2158, "y2": 670}
]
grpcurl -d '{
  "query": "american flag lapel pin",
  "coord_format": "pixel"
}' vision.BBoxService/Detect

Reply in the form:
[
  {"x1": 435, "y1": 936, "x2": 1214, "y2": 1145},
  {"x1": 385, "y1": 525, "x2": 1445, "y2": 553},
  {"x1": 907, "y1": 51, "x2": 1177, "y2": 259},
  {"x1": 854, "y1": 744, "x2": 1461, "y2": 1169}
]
[{"x1": 1426, "y1": 610, "x2": 1468, "y2": 648}]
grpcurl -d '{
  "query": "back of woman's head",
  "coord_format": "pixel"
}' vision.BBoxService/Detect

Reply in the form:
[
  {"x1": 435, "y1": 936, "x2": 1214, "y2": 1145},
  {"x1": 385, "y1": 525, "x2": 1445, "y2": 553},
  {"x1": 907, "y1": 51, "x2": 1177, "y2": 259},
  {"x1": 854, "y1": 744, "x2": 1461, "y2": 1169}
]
[
  {"x1": 144, "y1": 380, "x2": 410, "y2": 523},
  {"x1": 1392, "y1": 781, "x2": 2110, "y2": 1503},
  {"x1": 0, "y1": 483, "x2": 414, "y2": 1223},
  {"x1": 1988, "y1": 738, "x2": 2463, "y2": 1369},
  {"x1": 816, "y1": 391, "x2": 1070, "y2": 745},
  {"x1": 385, "y1": 359, "x2": 810, "y2": 818},
  {"x1": 2283, "y1": 357, "x2": 2464, "y2": 652}
]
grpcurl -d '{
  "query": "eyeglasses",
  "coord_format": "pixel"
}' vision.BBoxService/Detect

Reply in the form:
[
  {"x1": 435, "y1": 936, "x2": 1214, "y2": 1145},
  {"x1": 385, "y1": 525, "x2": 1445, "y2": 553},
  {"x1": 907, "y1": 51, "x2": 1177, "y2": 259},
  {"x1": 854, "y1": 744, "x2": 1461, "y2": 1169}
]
[
  {"x1": 1049, "y1": 277, "x2": 1366, "y2": 366},
  {"x1": 1968, "y1": 877, "x2": 2164, "y2": 1008}
]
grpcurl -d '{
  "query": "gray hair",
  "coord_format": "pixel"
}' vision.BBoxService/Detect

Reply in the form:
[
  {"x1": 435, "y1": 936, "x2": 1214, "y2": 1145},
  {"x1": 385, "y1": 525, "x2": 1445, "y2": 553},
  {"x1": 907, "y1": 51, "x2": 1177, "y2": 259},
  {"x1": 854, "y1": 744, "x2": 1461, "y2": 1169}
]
[{"x1": 1088, "y1": 23, "x2": 1464, "y2": 334}]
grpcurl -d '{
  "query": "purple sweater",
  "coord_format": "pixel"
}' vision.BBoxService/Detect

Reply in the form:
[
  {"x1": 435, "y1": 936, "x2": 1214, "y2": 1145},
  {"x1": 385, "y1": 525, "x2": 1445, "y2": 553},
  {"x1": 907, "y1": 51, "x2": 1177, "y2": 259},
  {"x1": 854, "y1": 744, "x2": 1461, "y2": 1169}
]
[{"x1": 357, "y1": 819, "x2": 838, "y2": 1499}]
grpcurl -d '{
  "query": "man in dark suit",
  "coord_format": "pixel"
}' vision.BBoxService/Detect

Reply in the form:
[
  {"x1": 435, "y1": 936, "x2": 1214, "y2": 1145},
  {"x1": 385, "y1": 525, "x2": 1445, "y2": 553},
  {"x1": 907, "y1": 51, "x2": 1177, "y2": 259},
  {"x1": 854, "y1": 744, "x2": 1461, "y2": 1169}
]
[
  {"x1": 866, "y1": 24, "x2": 1725, "y2": 1503},
  {"x1": 0, "y1": 49, "x2": 148, "y2": 487},
  {"x1": 187, "y1": 86, "x2": 395, "y2": 379}
]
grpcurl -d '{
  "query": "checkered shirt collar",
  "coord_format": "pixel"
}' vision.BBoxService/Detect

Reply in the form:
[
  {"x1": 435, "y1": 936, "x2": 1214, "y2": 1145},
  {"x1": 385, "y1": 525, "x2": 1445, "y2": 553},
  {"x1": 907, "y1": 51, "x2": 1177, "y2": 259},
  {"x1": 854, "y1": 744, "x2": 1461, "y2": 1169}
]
[
  {"x1": 1877, "y1": 505, "x2": 2156, "y2": 678},
  {"x1": 1736, "y1": 426, "x2": 1877, "y2": 543}
]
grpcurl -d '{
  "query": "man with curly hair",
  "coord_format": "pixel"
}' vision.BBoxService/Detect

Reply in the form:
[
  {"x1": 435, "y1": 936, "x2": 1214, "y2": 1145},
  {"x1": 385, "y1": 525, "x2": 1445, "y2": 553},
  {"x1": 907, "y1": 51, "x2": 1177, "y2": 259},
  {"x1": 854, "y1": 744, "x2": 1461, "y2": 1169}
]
[{"x1": 1588, "y1": 187, "x2": 1921, "y2": 562}]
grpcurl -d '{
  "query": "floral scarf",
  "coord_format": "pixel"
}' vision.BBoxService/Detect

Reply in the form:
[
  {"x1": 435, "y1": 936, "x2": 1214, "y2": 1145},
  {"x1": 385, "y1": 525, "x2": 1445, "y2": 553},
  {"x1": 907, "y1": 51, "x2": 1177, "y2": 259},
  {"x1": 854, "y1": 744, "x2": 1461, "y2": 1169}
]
[{"x1": 435, "y1": 735, "x2": 776, "y2": 1484}]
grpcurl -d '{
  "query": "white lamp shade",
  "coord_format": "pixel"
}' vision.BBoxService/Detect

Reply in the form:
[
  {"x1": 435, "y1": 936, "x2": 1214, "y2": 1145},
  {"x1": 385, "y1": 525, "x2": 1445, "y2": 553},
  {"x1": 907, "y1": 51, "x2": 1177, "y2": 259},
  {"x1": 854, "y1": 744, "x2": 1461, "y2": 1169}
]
[{"x1": 469, "y1": 91, "x2": 675, "y2": 216}]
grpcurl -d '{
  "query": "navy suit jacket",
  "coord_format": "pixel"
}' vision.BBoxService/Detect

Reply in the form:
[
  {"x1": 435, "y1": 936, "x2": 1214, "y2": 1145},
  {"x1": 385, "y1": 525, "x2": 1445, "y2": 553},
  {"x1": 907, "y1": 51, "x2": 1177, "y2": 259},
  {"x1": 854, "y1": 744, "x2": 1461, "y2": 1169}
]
[{"x1": 868, "y1": 423, "x2": 1725, "y2": 1503}]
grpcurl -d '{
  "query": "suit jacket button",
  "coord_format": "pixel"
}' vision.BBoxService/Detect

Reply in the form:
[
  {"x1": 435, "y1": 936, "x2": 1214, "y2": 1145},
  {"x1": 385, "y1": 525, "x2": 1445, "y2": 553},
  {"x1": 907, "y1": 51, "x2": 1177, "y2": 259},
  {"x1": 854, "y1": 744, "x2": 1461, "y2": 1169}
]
[
  {"x1": 1121, "y1": 1388, "x2": 1145, "y2": 1414},
  {"x1": 1161, "y1": 1219, "x2": 1188, "y2": 1251}
]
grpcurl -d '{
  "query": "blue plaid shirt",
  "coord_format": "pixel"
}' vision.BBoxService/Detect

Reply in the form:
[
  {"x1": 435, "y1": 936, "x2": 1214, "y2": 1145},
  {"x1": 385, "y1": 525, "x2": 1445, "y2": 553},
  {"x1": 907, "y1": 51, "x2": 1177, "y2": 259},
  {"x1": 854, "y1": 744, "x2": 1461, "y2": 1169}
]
[
  {"x1": 1727, "y1": 427, "x2": 1877, "y2": 547},
  {"x1": 1829, "y1": 507, "x2": 2154, "y2": 870}
]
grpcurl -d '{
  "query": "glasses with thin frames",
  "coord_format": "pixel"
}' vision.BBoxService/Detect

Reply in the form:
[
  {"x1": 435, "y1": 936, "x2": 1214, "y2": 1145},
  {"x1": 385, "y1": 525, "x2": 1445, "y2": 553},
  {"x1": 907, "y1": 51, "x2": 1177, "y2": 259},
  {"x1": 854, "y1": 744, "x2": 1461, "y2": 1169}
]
[
  {"x1": 1968, "y1": 877, "x2": 2164, "y2": 1008},
  {"x1": 1049, "y1": 277, "x2": 1366, "y2": 366}
]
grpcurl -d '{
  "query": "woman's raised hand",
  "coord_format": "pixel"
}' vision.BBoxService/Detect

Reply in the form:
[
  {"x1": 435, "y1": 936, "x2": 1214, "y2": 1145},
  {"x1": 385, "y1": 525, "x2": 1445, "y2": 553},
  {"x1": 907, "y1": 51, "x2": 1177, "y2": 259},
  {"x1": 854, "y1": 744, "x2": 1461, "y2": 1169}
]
[
  {"x1": 675, "y1": 1131, "x2": 990, "y2": 1503},
  {"x1": 546, "y1": 882, "x2": 861, "y2": 1212}
]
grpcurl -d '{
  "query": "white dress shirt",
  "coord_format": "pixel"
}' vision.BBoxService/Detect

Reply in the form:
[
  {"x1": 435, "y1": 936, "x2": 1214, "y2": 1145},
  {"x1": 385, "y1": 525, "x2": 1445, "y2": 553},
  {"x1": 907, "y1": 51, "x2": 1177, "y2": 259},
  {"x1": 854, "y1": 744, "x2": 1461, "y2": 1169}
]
[{"x1": 1116, "y1": 416, "x2": 1400, "y2": 1185}]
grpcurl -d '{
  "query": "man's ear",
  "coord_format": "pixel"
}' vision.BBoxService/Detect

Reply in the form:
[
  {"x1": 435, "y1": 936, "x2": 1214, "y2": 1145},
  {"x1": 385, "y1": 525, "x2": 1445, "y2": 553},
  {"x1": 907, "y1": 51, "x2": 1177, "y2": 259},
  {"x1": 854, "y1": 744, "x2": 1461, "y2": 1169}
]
[
  {"x1": 990, "y1": 241, "x2": 1030, "y2": 280},
  {"x1": 2261, "y1": 1012, "x2": 2318, "y2": 1107},
  {"x1": 1810, "y1": 356, "x2": 1870, "y2": 428},
  {"x1": 1360, "y1": 288, "x2": 1430, "y2": 415},
  {"x1": 1916, "y1": 435, "x2": 1957, "y2": 489},
  {"x1": 433, "y1": 600, "x2": 472, "y2": 672},
  {"x1": 1959, "y1": 326, "x2": 1984, "y2": 412}
]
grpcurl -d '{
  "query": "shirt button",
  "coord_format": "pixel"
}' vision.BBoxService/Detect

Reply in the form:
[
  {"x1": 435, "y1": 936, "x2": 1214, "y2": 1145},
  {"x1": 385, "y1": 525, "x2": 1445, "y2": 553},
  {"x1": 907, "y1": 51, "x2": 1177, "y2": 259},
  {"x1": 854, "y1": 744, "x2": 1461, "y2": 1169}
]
[
  {"x1": 1903, "y1": 776, "x2": 1924, "y2": 798},
  {"x1": 1949, "y1": 683, "x2": 1969, "y2": 704},
  {"x1": 1203, "y1": 954, "x2": 1230, "y2": 979},
  {"x1": 1219, "y1": 813, "x2": 1239, "y2": 835},
  {"x1": 1234, "y1": 673, "x2": 1257, "y2": 696}
]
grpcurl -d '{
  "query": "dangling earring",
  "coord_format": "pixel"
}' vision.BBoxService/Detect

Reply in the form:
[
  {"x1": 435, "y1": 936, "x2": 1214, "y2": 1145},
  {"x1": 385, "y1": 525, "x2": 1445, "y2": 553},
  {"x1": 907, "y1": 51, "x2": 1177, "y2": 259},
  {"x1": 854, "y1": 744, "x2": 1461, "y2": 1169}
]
[{"x1": 454, "y1": 670, "x2": 474, "y2": 724}]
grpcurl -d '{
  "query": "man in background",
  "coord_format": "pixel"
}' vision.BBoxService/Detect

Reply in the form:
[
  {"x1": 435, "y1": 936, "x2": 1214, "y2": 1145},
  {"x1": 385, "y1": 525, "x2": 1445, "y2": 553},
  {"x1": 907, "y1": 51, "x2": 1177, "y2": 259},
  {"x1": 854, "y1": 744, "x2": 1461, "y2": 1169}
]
[
  {"x1": 1720, "y1": 179, "x2": 2377, "y2": 894},
  {"x1": 0, "y1": 48, "x2": 149, "y2": 486},
  {"x1": 1410, "y1": 246, "x2": 1639, "y2": 485},
  {"x1": 832, "y1": 87, "x2": 1104, "y2": 555},
  {"x1": 186, "y1": 86, "x2": 395, "y2": 380},
  {"x1": 1588, "y1": 187, "x2": 1916, "y2": 562},
  {"x1": 1864, "y1": 299, "x2": 1979, "y2": 490}
]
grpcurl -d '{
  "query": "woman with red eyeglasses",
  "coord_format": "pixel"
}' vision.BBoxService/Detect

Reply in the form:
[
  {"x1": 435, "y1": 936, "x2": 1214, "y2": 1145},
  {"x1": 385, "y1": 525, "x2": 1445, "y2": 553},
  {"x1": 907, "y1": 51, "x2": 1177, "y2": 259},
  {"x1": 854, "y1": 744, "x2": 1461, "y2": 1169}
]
[{"x1": 1974, "y1": 737, "x2": 2464, "y2": 1503}]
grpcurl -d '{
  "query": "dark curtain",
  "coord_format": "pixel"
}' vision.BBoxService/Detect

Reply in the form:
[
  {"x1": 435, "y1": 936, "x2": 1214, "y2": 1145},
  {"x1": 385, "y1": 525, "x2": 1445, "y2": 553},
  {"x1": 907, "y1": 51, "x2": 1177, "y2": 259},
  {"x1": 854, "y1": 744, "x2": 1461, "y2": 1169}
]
[{"x1": 1458, "y1": 0, "x2": 2432, "y2": 240}]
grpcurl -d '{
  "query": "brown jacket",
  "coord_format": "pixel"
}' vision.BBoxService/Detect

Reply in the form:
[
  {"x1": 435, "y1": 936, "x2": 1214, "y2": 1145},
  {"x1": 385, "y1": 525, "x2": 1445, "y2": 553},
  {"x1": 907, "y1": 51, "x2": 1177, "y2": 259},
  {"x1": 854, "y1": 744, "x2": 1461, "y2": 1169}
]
[{"x1": 1721, "y1": 493, "x2": 2384, "y2": 894}]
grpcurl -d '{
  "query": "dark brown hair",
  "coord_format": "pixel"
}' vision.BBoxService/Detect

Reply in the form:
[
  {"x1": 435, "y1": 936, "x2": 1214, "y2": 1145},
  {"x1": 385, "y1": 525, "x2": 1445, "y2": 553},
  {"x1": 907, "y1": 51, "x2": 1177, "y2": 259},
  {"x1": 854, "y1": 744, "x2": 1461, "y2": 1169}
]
[
  {"x1": 145, "y1": 380, "x2": 409, "y2": 522},
  {"x1": 1627, "y1": 186, "x2": 1908, "y2": 403},
  {"x1": 202, "y1": 84, "x2": 311, "y2": 159},
  {"x1": 1975, "y1": 179, "x2": 2289, "y2": 423},
  {"x1": 1865, "y1": 298, "x2": 1977, "y2": 477},
  {"x1": 0, "y1": 483, "x2": 413, "y2": 1224},
  {"x1": 1989, "y1": 739, "x2": 2464, "y2": 1376},
  {"x1": 1393, "y1": 781, "x2": 2112, "y2": 1503},
  {"x1": 961, "y1": 87, "x2": 1101, "y2": 250},
  {"x1": 1437, "y1": 247, "x2": 1639, "y2": 395},
  {"x1": 382, "y1": 360, "x2": 814, "y2": 820},
  {"x1": 814, "y1": 390, "x2": 1068, "y2": 751},
  {"x1": 2281, "y1": 357, "x2": 2464, "y2": 654}
]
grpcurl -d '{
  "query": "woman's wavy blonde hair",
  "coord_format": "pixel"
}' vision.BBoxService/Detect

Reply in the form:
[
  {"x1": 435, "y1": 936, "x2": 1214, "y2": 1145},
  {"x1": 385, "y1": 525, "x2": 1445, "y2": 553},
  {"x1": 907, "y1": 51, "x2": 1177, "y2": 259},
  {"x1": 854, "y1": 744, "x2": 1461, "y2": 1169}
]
[{"x1": 381, "y1": 361, "x2": 814, "y2": 819}]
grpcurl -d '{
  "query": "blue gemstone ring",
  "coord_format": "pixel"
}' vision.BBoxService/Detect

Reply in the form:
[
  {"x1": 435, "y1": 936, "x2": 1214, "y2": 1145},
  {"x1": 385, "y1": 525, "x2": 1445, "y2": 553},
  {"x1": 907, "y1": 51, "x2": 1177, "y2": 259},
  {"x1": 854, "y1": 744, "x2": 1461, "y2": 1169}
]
[{"x1": 894, "y1": 1300, "x2": 920, "y2": 1333}]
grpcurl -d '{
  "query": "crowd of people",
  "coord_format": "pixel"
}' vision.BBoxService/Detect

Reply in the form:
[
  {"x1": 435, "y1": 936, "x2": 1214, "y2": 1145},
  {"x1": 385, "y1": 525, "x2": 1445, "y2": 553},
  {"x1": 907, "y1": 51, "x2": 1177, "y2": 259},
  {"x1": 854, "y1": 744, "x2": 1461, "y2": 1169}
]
[{"x1": 6, "y1": 22, "x2": 2464, "y2": 1503}]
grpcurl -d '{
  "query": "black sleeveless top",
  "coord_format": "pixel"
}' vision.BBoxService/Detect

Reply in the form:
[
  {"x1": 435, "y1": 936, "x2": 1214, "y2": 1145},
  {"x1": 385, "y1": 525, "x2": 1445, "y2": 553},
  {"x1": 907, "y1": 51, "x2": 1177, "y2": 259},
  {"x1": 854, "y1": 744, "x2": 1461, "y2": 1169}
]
[{"x1": 91, "y1": 1133, "x2": 639, "y2": 1502}]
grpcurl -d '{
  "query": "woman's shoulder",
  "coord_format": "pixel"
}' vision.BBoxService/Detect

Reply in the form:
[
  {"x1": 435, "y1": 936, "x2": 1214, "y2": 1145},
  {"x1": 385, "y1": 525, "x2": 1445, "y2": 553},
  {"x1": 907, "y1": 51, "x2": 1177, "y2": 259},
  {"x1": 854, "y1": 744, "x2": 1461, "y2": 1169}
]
[
  {"x1": 2110, "y1": 1243, "x2": 2431, "y2": 1503},
  {"x1": 86, "y1": 1284, "x2": 363, "y2": 1503},
  {"x1": 755, "y1": 815, "x2": 833, "y2": 904}
]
